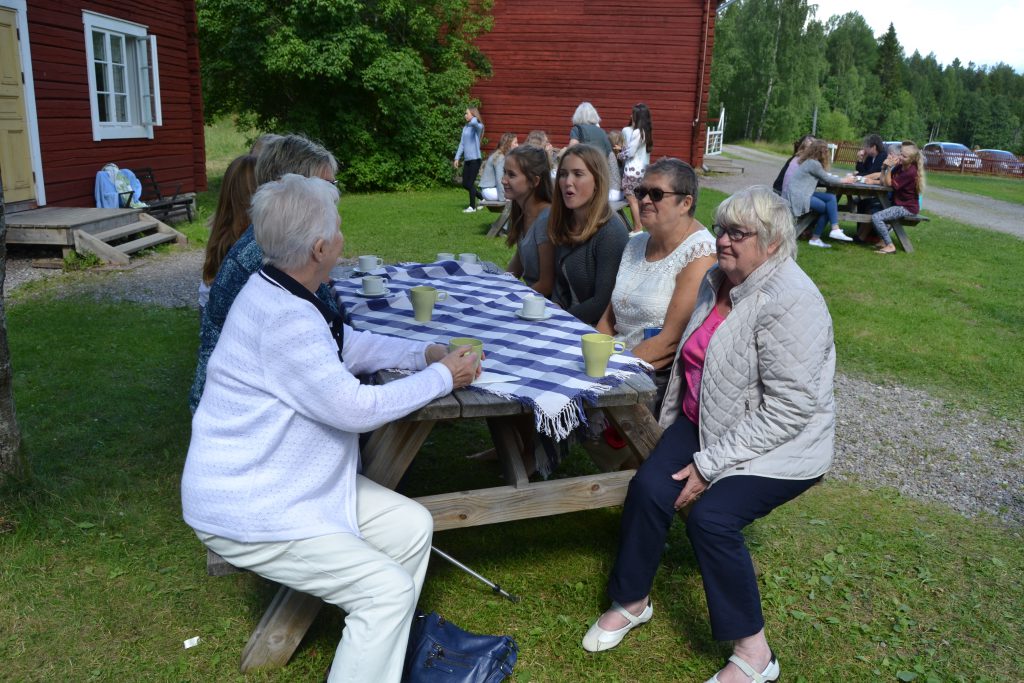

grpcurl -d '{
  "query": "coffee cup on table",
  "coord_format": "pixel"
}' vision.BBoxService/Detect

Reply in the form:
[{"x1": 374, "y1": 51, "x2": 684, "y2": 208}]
[
  {"x1": 358, "y1": 255, "x2": 383, "y2": 272},
  {"x1": 459, "y1": 253, "x2": 478, "y2": 264},
  {"x1": 581, "y1": 333, "x2": 626, "y2": 378},
  {"x1": 448, "y1": 337, "x2": 483, "y2": 376},
  {"x1": 409, "y1": 286, "x2": 448, "y2": 322},
  {"x1": 361, "y1": 276, "x2": 385, "y2": 296},
  {"x1": 437, "y1": 252, "x2": 455, "y2": 261},
  {"x1": 521, "y1": 294, "x2": 547, "y2": 319}
]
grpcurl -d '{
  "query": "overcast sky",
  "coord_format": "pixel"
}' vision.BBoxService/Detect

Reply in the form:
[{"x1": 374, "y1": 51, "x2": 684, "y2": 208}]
[{"x1": 806, "y1": 0, "x2": 1024, "y2": 73}]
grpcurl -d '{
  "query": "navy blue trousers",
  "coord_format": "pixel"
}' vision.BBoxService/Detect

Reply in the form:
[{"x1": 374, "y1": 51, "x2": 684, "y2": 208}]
[{"x1": 607, "y1": 417, "x2": 819, "y2": 641}]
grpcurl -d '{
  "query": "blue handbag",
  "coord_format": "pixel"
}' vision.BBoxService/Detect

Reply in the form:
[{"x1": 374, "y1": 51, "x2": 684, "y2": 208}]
[{"x1": 402, "y1": 611, "x2": 518, "y2": 683}]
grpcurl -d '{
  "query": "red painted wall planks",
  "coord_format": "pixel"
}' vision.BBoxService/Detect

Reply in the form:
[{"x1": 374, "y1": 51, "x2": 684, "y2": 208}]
[
  {"x1": 470, "y1": 0, "x2": 718, "y2": 169},
  {"x1": 24, "y1": 0, "x2": 206, "y2": 207}
]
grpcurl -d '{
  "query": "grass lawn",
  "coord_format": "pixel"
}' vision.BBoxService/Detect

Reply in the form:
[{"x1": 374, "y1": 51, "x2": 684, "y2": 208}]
[
  {"x1": 2, "y1": 122, "x2": 1022, "y2": 680},
  {"x1": 922, "y1": 173, "x2": 1024, "y2": 205}
]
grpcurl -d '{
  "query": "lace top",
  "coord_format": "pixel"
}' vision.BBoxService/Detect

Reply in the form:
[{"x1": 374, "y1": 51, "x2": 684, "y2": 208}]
[{"x1": 611, "y1": 229, "x2": 717, "y2": 349}]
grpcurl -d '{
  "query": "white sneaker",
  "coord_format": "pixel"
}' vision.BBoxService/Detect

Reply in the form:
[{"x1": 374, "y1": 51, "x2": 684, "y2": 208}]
[
  {"x1": 475, "y1": 205, "x2": 487, "y2": 211},
  {"x1": 829, "y1": 228, "x2": 853, "y2": 242},
  {"x1": 808, "y1": 238, "x2": 831, "y2": 248},
  {"x1": 462, "y1": 206, "x2": 476, "y2": 213}
]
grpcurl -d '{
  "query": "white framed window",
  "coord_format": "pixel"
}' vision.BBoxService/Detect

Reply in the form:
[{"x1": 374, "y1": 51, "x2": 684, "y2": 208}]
[{"x1": 82, "y1": 11, "x2": 162, "y2": 141}]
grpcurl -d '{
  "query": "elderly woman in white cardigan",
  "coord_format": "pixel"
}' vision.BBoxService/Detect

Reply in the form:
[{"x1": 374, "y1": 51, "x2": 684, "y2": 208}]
[
  {"x1": 181, "y1": 174, "x2": 480, "y2": 683},
  {"x1": 582, "y1": 186, "x2": 835, "y2": 683}
]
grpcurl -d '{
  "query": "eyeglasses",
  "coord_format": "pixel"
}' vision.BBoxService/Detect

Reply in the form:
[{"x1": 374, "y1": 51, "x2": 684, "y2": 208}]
[
  {"x1": 713, "y1": 224, "x2": 758, "y2": 242},
  {"x1": 634, "y1": 187, "x2": 685, "y2": 203}
]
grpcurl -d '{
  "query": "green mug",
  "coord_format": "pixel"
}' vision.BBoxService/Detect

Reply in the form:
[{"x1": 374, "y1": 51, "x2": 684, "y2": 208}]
[
  {"x1": 448, "y1": 337, "x2": 483, "y2": 376},
  {"x1": 410, "y1": 286, "x2": 448, "y2": 322},
  {"x1": 581, "y1": 333, "x2": 625, "y2": 378}
]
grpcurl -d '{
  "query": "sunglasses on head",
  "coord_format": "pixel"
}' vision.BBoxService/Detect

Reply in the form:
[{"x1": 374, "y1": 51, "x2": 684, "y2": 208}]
[{"x1": 635, "y1": 187, "x2": 685, "y2": 203}]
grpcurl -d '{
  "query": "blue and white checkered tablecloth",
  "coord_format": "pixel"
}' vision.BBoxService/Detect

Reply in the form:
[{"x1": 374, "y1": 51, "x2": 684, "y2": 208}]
[{"x1": 333, "y1": 261, "x2": 648, "y2": 442}]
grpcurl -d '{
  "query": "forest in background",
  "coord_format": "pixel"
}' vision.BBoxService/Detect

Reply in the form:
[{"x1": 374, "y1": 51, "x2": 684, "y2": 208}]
[{"x1": 709, "y1": 0, "x2": 1024, "y2": 153}]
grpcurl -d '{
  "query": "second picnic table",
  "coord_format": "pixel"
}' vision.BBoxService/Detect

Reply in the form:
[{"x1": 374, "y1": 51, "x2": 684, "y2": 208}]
[{"x1": 797, "y1": 180, "x2": 929, "y2": 252}]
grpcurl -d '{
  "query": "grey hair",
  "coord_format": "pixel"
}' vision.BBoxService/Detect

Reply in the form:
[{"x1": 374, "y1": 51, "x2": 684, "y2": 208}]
[
  {"x1": 251, "y1": 174, "x2": 341, "y2": 271},
  {"x1": 249, "y1": 133, "x2": 282, "y2": 157},
  {"x1": 714, "y1": 185, "x2": 797, "y2": 262},
  {"x1": 572, "y1": 102, "x2": 601, "y2": 126},
  {"x1": 254, "y1": 134, "x2": 338, "y2": 185},
  {"x1": 644, "y1": 157, "x2": 699, "y2": 216}
]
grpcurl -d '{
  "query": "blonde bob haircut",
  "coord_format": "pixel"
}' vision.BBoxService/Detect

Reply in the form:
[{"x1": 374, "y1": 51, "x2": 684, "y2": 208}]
[
  {"x1": 548, "y1": 144, "x2": 613, "y2": 247},
  {"x1": 714, "y1": 185, "x2": 797, "y2": 263},
  {"x1": 252, "y1": 174, "x2": 341, "y2": 272}
]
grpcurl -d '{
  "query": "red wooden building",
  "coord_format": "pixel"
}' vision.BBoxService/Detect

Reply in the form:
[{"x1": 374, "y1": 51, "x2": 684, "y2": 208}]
[
  {"x1": 471, "y1": 0, "x2": 720, "y2": 166},
  {"x1": 1, "y1": 0, "x2": 206, "y2": 213}
]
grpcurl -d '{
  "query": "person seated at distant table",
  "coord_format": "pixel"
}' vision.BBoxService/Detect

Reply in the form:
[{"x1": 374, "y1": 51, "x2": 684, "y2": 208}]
[
  {"x1": 181, "y1": 174, "x2": 480, "y2": 683},
  {"x1": 480, "y1": 132, "x2": 518, "y2": 202}
]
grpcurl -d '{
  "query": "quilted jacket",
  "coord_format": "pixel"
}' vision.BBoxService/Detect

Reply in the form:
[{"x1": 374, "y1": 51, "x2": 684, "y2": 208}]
[{"x1": 658, "y1": 257, "x2": 835, "y2": 485}]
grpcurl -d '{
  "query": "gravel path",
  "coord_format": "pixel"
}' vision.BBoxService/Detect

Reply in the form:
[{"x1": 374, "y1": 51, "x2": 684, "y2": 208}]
[
  {"x1": 4, "y1": 246, "x2": 1022, "y2": 527},
  {"x1": 704, "y1": 145, "x2": 1024, "y2": 239}
]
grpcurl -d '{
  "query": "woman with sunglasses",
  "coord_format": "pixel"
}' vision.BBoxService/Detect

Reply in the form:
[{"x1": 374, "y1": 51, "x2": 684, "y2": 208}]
[
  {"x1": 596, "y1": 158, "x2": 715, "y2": 410},
  {"x1": 549, "y1": 144, "x2": 630, "y2": 325},
  {"x1": 583, "y1": 186, "x2": 835, "y2": 683}
]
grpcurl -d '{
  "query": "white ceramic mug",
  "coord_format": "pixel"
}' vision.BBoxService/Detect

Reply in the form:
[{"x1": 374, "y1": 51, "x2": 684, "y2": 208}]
[
  {"x1": 459, "y1": 253, "x2": 478, "y2": 264},
  {"x1": 521, "y1": 294, "x2": 547, "y2": 318},
  {"x1": 362, "y1": 276, "x2": 385, "y2": 296},
  {"x1": 358, "y1": 255, "x2": 384, "y2": 272},
  {"x1": 437, "y1": 252, "x2": 455, "y2": 261}
]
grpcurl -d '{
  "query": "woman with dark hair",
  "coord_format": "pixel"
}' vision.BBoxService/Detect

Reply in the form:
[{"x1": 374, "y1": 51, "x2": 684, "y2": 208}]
[
  {"x1": 453, "y1": 107, "x2": 485, "y2": 213},
  {"x1": 549, "y1": 144, "x2": 630, "y2": 325},
  {"x1": 504, "y1": 145, "x2": 555, "y2": 296},
  {"x1": 480, "y1": 132, "x2": 518, "y2": 202},
  {"x1": 782, "y1": 140, "x2": 854, "y2": 247},
  {"x1": 596, "y1": 158, "x2": 716, "y2": 409},
  {"x1": 620, "y1": 104, "x2": 654, "y2": 233},
  {"x1": 199, "y1": 154, "x2": 257, "y2": 313}
]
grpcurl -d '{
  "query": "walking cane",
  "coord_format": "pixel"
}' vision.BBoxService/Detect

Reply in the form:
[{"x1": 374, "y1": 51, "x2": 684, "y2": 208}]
[{"x1": 431, "y1": 546, "x2": 521, "y2": 603}]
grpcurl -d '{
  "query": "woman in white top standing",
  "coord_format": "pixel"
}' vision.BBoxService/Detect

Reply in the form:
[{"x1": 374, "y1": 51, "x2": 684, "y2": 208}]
[
  {"x1": 181, "y1": 175, "x2": 480, "y2": 683},
  {"x1": 620, "y1": 104, "x2": 654, "y2": 234},
  {"x1": 597, "y1": 158, "x2": 716, "y2": 407}
]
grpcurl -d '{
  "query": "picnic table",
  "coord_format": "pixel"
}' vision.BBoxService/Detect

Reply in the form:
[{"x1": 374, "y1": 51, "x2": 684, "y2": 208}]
[
  {"x1": 796, "y1": 181, "x2": 928, "y2": 252},
  {"x1": 231, "y1": 261, "x2": 662, "y2": 673}
]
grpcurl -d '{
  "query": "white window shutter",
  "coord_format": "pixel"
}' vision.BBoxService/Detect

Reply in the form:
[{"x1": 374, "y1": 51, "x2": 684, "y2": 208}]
[{"x1": 148, "y1": 34, "x2": 162, "y2": 127}]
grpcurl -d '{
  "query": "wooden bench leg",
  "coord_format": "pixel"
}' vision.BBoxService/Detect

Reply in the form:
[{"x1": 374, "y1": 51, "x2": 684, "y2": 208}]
[
  {"x1": 362, "y1": 420, "x2": 437, "y2": 488},
  {"x1": 485, "y1": 204, "x2": 511, "y2": 238},
  {"x1": 891, "y1": 220, "x2": 914, "y2": 253},
  {"x1": 239, "y1": 585, "x2": 323, "y2": 673}
]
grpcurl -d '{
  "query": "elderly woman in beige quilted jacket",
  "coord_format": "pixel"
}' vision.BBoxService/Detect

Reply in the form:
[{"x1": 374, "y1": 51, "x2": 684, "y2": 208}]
[{"x1": 582, "y1": 186, "x2": 836, "y2": 683}]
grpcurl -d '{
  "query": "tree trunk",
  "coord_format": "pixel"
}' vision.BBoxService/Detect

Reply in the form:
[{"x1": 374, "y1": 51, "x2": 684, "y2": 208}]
[
  {"x1": 756, "y1": 7, "x2": 783, "y2": 141},
  {"x1": 0, "y1": 180, "x2": 28, "y2": 481}
]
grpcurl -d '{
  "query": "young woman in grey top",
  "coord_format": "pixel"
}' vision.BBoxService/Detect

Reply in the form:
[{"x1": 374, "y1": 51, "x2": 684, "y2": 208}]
[
  {"x1": 480, "y1": 132, "x2": 518, "y2": 202},
  {"x1": 549, "y1": 144, "x2": 629, "y2": 325},
  {"x1": 503, "y1": 145, "x2": 555, "y2": 296}
]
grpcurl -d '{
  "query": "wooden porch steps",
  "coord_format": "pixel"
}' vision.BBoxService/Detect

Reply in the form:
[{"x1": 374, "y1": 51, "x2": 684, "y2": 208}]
[{"x1": 5, "y1": 206, "x2": 187, "y2": 264}]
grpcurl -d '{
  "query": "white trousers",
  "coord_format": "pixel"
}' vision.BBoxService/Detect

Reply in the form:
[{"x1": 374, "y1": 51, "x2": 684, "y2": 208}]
[{"x1": 197, "y1": 475, "x2": 433, "y2": 683}]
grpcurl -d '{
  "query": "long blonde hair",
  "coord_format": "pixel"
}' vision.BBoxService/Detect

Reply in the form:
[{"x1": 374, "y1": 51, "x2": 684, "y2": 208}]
[
  {"x1": 548, "y1": 144, "x2": 612, "y2": 247},
  {"x1": 900, "y1": 141, "x2": 926, "y2": 194},
  {"x1": 203, "y1": 154, "x2": 257, "y2": 284}
]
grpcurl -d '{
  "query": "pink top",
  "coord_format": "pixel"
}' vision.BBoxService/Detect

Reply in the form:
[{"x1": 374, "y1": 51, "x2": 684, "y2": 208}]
[{"x1": 680, "y1": 306, "x2": 726, "y2": 425}]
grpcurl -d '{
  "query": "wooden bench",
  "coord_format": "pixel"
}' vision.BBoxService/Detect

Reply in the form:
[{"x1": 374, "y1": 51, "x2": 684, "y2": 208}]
[{"x1": 795, "y1": 209, "x2": 929, "y2": 253}]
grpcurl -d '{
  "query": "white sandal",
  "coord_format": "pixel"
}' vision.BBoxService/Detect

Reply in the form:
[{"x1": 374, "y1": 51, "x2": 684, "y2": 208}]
[
  {"x1": 581, "y1": 600, "x2": 653, "y2": 652},
  {"x1": 705, "y1": 650, "x2": 779, "y2": 683}
]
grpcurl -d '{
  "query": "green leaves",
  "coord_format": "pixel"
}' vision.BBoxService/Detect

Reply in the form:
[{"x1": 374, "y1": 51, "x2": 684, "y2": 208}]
[{"x1": 197, "y1": 0, "x2": 493, "y2": 189}]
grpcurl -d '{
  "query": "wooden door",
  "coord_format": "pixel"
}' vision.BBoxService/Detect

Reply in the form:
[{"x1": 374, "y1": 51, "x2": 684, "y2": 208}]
[{"x1": 0, "y1": 7, "x2": 35, "y2": 203}]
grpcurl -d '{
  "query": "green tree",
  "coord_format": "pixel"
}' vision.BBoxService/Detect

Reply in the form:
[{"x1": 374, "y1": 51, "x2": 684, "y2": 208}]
[{"x1": 198, "y1": 0, "x2": 492, "y2": 190}]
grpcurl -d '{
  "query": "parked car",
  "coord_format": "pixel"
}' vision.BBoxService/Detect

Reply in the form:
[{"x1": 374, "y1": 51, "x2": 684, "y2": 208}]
[
  {"x1": 975, "y1": 149, "x2": 1024, "y2": 175},
  {"x1": 922, "y1": 142, "x2": 983, "y2": 170}
]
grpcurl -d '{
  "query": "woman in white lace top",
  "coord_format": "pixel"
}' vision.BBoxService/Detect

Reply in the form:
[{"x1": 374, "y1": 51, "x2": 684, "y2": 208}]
[{"x1": 597, "y1": 159, "x2": 716, "y2": 369}]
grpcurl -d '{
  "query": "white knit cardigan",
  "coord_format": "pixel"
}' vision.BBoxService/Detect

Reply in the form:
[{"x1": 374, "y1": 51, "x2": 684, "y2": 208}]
[{"x1": 181, "y1": 271, "x2": 452, "y2": 542}]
